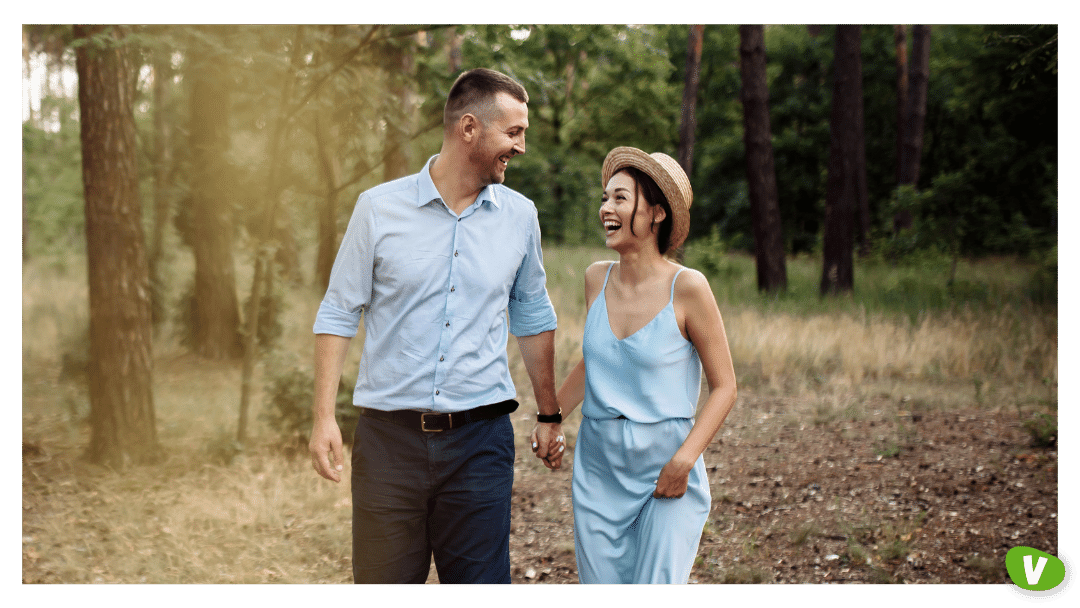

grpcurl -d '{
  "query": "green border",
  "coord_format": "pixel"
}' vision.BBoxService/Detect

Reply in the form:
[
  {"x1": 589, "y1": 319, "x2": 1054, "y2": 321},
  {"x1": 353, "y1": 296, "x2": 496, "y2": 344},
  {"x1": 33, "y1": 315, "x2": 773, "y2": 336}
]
[{"x1": 12, "y1": 3, "x2": 1067, "y2": 608}]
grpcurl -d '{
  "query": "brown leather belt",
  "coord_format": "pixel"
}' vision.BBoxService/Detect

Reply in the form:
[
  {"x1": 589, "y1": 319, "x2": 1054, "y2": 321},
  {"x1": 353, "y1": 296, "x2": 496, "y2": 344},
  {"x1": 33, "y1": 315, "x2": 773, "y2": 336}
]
[{"x1": 358, "y1": 399, "x2": 518, "y2": 432}]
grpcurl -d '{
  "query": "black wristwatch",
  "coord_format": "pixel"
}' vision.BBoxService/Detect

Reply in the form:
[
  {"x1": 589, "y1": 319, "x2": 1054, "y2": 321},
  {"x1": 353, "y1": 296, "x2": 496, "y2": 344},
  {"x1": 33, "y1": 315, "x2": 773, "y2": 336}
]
[{"x1": 537, "y1": 408, "x2": 562, "y2": 423}]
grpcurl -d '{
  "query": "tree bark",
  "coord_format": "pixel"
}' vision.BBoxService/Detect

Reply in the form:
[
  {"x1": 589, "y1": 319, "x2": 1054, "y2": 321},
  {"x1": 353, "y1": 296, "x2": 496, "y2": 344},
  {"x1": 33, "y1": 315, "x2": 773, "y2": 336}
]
[
  {"x1": 678, "y1": 24, "x2": 704, "y2": 178},
  {"x1": 187, "y1": 28, "x2": 244, "y2": 359},
  {"x1": 382, "y1": 40, "x2": 415, "y2": 182},
  {"x1": 854, "y1": 32, "x2": 871, "y2": 256},
  {"x1": 738, "y1": 25, "x2": 787, "y2": 293},
  {"x1": 74, "y1": 24, "x2": 159, "y2": 468},
  {"x1": 894, "y1": 25, "x2": 908, "y2": 185},
  {"x1": 821, "y1": 25, "x2": 864, "y2": 296},
  {"x1": 22, "y1": 135, "x2": 27, "y2": 261},
  {"x1": 148, "y1": 45, "x2": 173, "y2": 326},
  {"x1": 22, "y1": 28, "x2": 31, "y2": 259},
  {"x1": 895, "y1": 24, "x2": 931, "y2": 232},
  {"x1": 313, "y1": 25, "x2": 346, "y2": 291}
]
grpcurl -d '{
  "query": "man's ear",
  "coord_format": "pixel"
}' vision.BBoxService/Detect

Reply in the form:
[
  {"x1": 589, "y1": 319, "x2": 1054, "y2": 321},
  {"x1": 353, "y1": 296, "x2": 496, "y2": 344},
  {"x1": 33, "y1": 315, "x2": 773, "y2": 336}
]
[{"x1": 459, "y1": 113, "x2": 480, "y2": 144}]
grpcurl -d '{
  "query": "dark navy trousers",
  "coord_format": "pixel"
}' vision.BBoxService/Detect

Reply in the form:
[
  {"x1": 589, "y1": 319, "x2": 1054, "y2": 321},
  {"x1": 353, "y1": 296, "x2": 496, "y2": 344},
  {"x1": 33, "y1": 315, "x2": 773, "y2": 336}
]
[{"x1": 350, "y1": 413, "x2": 515, "y2": 584}]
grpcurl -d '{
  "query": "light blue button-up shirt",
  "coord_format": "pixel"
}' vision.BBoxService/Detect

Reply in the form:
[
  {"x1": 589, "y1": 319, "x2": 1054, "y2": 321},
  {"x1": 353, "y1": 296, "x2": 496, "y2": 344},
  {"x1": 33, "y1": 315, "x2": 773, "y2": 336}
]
[{"x1": 313, "y1": 156, "x2": 557, "y2": 413}]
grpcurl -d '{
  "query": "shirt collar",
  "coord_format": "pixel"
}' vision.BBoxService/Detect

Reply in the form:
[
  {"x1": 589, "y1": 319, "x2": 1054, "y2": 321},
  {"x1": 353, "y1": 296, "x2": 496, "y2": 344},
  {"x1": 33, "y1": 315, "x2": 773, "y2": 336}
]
[{"x1": 418, "y1": 154, "x2": 501, "y2": 210}]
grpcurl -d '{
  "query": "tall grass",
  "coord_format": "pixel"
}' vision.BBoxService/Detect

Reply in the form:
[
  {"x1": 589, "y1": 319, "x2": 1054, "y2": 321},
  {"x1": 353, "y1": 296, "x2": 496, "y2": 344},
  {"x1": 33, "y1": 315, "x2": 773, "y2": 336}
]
[{"x1": 680, "y1": 243, "x2": 1056, "y2": 391}]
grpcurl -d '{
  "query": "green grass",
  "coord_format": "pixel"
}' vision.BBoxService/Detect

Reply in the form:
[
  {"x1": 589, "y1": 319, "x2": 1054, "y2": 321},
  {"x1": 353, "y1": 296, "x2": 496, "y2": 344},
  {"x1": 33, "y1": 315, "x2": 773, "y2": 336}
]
[{"x1": 683, "y1": 238, "x2": 1052, "y2": 321}]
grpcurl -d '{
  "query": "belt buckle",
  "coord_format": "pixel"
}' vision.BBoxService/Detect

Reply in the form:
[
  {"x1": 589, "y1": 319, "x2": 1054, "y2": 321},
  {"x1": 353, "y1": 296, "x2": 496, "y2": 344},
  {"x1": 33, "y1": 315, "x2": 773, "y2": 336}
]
[{"x1": 421, "y1": 412, "x2": 447, "y2": 432}]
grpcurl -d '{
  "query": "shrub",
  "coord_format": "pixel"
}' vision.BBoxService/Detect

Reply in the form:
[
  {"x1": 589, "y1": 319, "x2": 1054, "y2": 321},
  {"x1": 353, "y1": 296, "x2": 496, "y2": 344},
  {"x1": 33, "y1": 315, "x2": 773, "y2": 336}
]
[
  {"x1": 1023, "y1": 412, "x2": 1057, "y2": 448},
  {"x1": 262, "y1": 366, "x2": 358, "y2": 450}
]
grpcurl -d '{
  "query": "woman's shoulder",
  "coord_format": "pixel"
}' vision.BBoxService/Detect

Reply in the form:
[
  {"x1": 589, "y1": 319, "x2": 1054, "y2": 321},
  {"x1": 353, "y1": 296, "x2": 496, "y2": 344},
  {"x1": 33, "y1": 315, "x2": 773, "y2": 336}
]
[
  {"x1": 584, "y1": 260, "x2": 616, "y2": 282},
  {"x1": 672, "y1": 264, "x2": 714, "y2": 300},
  {"x1": 584, "y1": 261, "x2": 615, "y2": 302}
]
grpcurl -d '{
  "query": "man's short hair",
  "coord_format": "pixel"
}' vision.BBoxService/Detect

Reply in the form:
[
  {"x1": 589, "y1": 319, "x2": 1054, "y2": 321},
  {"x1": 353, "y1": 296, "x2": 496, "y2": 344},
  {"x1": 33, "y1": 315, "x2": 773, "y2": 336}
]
[{"x1": 443, "y1": 68, "x2": 529, "y2": 131}]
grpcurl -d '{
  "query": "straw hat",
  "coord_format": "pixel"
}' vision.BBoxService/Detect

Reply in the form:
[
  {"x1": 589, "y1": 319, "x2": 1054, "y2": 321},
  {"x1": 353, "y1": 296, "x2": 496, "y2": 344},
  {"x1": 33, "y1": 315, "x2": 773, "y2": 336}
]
[{"x1": 601, "y1": 146, "x2": 694, "y2": 252}]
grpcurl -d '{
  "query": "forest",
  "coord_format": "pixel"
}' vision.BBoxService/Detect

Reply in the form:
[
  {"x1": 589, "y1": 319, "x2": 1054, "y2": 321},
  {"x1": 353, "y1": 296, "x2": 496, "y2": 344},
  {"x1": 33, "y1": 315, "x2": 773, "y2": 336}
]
[{"x1": 22, "y1": 24, "x2": 1057, "y2": 585}]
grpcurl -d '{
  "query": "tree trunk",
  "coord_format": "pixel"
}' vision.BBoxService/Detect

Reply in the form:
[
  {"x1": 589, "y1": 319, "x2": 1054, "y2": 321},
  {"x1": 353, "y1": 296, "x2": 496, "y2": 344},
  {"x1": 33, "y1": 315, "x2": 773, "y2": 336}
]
[
  {"x1": 895, "y1": 24, "x2": 931, "y2": 232},
  {"x1": 313, "y1": 112, "x2": 341, "y2": 292},
  {"x1": 821, "y1": 25, "x2": 864, "y2": 296},
  {"x1": 313, "y1": 25, "x2": 346, "y2": 291},
  {"x1": 853, "y1": 33, "x2": 871, "y2": 256},
  {"x1": 738, "y1": 24, "x2": 787, "y2": 293},
  {"x1": 448, "y1": 27, "x2": 464, "y2": 74},
  {"x1": 188, "y1": 29, "x2": 243, "y2": 359},
  {"x1": 148, "y1": 45, "x2": 173, "y2": 326},
  {"x1": 237, "y1": 25, "x2": 304, "y2": 445},
  {"x1": 74, "y1": 24, "x2": 159, "y2": 468},
  {"x1": 678, "y1": 24, "x2": 704, "y2": 178},
  {"x1": 23, "y1": 27, "x2": 33, "y2": 125},
  {"x1": 383, "y1": 41, "x2": 415, "y2": 182},
  {"x1": 22, "y1": 135, "x2": 27, "y2": 261},
  {"x1": 894, "y1": 25, "x2": 908, "y2": 185}
]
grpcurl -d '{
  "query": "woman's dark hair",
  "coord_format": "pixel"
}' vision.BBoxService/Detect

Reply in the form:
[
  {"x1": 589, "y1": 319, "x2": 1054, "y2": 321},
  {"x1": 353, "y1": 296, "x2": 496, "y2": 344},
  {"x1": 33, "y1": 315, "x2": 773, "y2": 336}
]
[{"x1": 616, "y1": 166, "x2": 674, "y2": 254}]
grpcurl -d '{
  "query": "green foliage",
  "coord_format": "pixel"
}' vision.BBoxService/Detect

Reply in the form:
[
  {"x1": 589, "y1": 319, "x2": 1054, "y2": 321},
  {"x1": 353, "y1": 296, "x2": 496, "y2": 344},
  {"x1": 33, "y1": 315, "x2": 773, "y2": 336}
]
[
  {"x1": 685, "y1": 228, "x2": 745, "y2": 281},
  {"x1": 461, "y1": 25, "x2": 681, "y2": 245},
  {"x1": 205, "y1": 431, "x2": 245, "y2": 466},
  {"x1": 22, "y1": 119, "x2": 85, "y2": 257},
  {"x1": 966, "y1": 554, "x2": 1005, "y2": 582},
  {"x1": 262, "y1": 364, "x2": 358, "y2": 450},
  {"x1": 23, "y1": 23, "x2": 1057, "y2": 311},
  {"x1": 1022, "y1": 412, "x2": 1057, "y2": 448},
  {"x1": 241, "y1": 277, "x2": 285, "y2": 352},
  {"x1": 1027, "y1": 245, "x2": 1057, "y2": 305}
]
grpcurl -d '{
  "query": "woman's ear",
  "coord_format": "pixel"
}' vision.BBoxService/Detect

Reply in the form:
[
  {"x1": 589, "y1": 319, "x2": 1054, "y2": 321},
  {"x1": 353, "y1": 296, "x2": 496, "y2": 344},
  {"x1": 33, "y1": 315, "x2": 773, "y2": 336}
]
[{"x1": 652, "y1": 205, "x2": 667, "y2": 224}]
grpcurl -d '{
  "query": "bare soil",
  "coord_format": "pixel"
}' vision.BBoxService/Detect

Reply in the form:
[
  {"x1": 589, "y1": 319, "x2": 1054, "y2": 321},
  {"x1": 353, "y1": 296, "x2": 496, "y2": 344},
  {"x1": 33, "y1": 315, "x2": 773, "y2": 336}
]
[
  {"x1": 23, "y1": 384, "x2": 1056, "y2": 585},
  {"x1": 507, "y1": 392, "x2": 1057, "y2": 584}
]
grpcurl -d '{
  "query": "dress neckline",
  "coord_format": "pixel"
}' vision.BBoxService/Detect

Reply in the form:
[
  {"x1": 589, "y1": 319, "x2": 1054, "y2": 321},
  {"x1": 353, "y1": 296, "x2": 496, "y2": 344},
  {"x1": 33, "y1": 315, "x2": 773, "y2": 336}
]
[{"x1": 600, "y1": 262, "x2": 685, "y2": 343}]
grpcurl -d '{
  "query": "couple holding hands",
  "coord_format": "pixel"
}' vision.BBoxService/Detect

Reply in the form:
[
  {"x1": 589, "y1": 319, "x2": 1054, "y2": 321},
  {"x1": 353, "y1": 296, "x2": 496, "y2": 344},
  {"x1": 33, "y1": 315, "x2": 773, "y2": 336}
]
[{"x1": 310, "y1": 67, "x2": 737, "y2": 584}]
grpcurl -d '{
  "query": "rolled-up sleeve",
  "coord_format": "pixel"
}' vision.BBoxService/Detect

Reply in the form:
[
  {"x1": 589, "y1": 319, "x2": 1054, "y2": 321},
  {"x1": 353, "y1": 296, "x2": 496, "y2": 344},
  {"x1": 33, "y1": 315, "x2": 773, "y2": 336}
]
[
  {"x1": 507, "y1": 209, "x2": 557, "y2": 337},
  {"x1": 313, "y1": 194, "x2": 375, "y2": 337}
]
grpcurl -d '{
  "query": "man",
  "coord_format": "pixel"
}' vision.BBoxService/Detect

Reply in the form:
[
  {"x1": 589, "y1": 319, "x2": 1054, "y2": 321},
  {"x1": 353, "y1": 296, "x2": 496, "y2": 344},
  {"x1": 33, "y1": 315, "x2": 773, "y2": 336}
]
[{"x1": 309, "y1": 68, "x2": 564, "y2": 584}]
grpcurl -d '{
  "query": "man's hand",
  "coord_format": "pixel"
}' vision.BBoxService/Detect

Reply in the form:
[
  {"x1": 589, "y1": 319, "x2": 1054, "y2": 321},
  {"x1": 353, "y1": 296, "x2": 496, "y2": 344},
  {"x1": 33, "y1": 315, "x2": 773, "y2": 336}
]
[
  {"x1": 531, "y1": 422, "x2": 564, "y2": 470},
  {"x1": 309, "y1": 416, "x2": 345, "y2": 482}
]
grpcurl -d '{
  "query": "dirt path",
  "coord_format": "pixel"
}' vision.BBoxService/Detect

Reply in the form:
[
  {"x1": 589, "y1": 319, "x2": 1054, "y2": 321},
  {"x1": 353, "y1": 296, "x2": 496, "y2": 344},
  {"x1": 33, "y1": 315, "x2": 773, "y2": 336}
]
[
  {"x1": 508, "y1": 398, "x2": 1057, "y2": 584},
  {"x1": 23, "y1": 387, "x2": 1055, "y2": 585}
]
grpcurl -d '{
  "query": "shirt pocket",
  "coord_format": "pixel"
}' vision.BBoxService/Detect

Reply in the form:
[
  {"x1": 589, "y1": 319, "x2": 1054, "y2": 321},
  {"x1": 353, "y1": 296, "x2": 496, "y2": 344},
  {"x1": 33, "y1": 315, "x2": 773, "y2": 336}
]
[{"x1": 377, "y1": 247, "x2": 451, "y2": 294}]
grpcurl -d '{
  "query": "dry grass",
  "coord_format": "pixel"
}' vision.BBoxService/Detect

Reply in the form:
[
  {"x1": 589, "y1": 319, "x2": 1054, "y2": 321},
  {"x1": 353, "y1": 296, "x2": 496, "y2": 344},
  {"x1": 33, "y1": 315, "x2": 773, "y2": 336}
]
[
  {"x1": 22, "y1": 245, "x2": 1056, "y2": 583},
  {"x1": 727, "y1": 306, "x2": 1056, "y2": 392}
]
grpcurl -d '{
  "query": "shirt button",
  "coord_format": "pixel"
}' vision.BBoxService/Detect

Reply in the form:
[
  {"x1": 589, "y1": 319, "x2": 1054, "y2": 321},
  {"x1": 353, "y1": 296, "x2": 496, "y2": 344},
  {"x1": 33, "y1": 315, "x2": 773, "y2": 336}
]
[
  {"x1": 435, "y1": 389, "x2": 440, "y2": 395},
  {"x1": 454, "y1": 250, "x2": 459, "y2": 257},
  {"x1": 450, "y1": 286, "x2": 455, "y2": 292},
  {"x1": 445, "y1": 321, "x2": 450, "y2": 327},
  {"x1": 439, "y1": 356, "x2": 445, "y2": 362}
]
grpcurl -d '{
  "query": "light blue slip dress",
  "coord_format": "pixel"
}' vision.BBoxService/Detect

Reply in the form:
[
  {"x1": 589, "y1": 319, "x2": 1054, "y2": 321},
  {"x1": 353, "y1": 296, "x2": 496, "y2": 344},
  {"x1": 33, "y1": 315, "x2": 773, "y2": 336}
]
[{"x1": 572, "y1": 262, "x2": 711, "y2": 584}]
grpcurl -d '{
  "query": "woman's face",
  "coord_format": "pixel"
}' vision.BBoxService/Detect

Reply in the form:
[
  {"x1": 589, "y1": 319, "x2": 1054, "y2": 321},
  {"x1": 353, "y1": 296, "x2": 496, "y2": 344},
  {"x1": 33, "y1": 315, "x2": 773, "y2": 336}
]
[{"x1": 599, "y1": 170, "x2": 666, "y2": 252}]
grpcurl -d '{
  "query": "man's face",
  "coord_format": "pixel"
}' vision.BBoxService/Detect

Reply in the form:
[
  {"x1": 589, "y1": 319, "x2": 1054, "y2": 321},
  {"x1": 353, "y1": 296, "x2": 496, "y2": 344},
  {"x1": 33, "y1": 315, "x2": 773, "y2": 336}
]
[{"x1": 469, "y1": 92, "x2": 528, "y2": 186}]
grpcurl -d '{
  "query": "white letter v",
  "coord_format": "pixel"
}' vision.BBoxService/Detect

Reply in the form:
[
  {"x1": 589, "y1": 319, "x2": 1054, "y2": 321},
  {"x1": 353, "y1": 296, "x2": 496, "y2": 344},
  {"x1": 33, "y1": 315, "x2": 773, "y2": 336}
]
[{"x1": 1024, "y1": 554, "x2": 1048, "y2": 586}]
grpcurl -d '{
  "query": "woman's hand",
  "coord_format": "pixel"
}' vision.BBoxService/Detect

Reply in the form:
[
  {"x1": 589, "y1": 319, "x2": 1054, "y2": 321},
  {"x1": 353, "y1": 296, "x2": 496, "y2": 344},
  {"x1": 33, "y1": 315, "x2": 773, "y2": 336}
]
[{"x1": 653, "y1": 453, "x2": 696, "y2": 498}]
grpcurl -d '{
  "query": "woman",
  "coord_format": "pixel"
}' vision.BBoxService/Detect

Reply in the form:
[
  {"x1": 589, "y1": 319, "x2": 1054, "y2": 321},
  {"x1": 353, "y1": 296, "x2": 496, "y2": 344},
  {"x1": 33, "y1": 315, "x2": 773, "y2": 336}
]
[{"x1": 533, "y1": 147, "x2": 737, "y2": 584}]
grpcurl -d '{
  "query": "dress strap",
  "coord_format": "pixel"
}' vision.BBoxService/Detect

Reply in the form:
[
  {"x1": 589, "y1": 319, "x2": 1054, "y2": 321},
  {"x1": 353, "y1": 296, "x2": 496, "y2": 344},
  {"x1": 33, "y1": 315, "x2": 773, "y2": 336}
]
[
  {"x1": 669, "y1": 267, "x2": 686, "y2": 303},
  {"x1": 602, "y1": 261, "x2": 616, "y2": 290}
]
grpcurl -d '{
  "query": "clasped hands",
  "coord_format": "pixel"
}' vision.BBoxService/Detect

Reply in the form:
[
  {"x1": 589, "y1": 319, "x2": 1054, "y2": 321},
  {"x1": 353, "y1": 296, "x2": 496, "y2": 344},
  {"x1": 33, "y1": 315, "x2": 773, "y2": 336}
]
[{"x1": 530, "y1": 422, "x2": 564, "y2": 470}]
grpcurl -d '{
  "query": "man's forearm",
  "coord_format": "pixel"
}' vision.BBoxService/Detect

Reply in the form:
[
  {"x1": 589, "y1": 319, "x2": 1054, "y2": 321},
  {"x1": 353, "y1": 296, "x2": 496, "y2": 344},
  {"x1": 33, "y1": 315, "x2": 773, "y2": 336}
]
[
  {"x1": 516, "y1": 330, "x2": 558, "y2": 415},
  {"x1": 314, "y1": 333, "x2": 352, "y2": 420}
]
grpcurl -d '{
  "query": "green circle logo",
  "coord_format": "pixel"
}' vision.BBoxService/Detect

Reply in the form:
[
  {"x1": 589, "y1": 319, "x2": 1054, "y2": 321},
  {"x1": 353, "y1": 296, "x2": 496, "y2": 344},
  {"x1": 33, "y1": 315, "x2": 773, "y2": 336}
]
[{"x1": 1005, "y1": 546, "x2": 1067, "y2": 592}]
